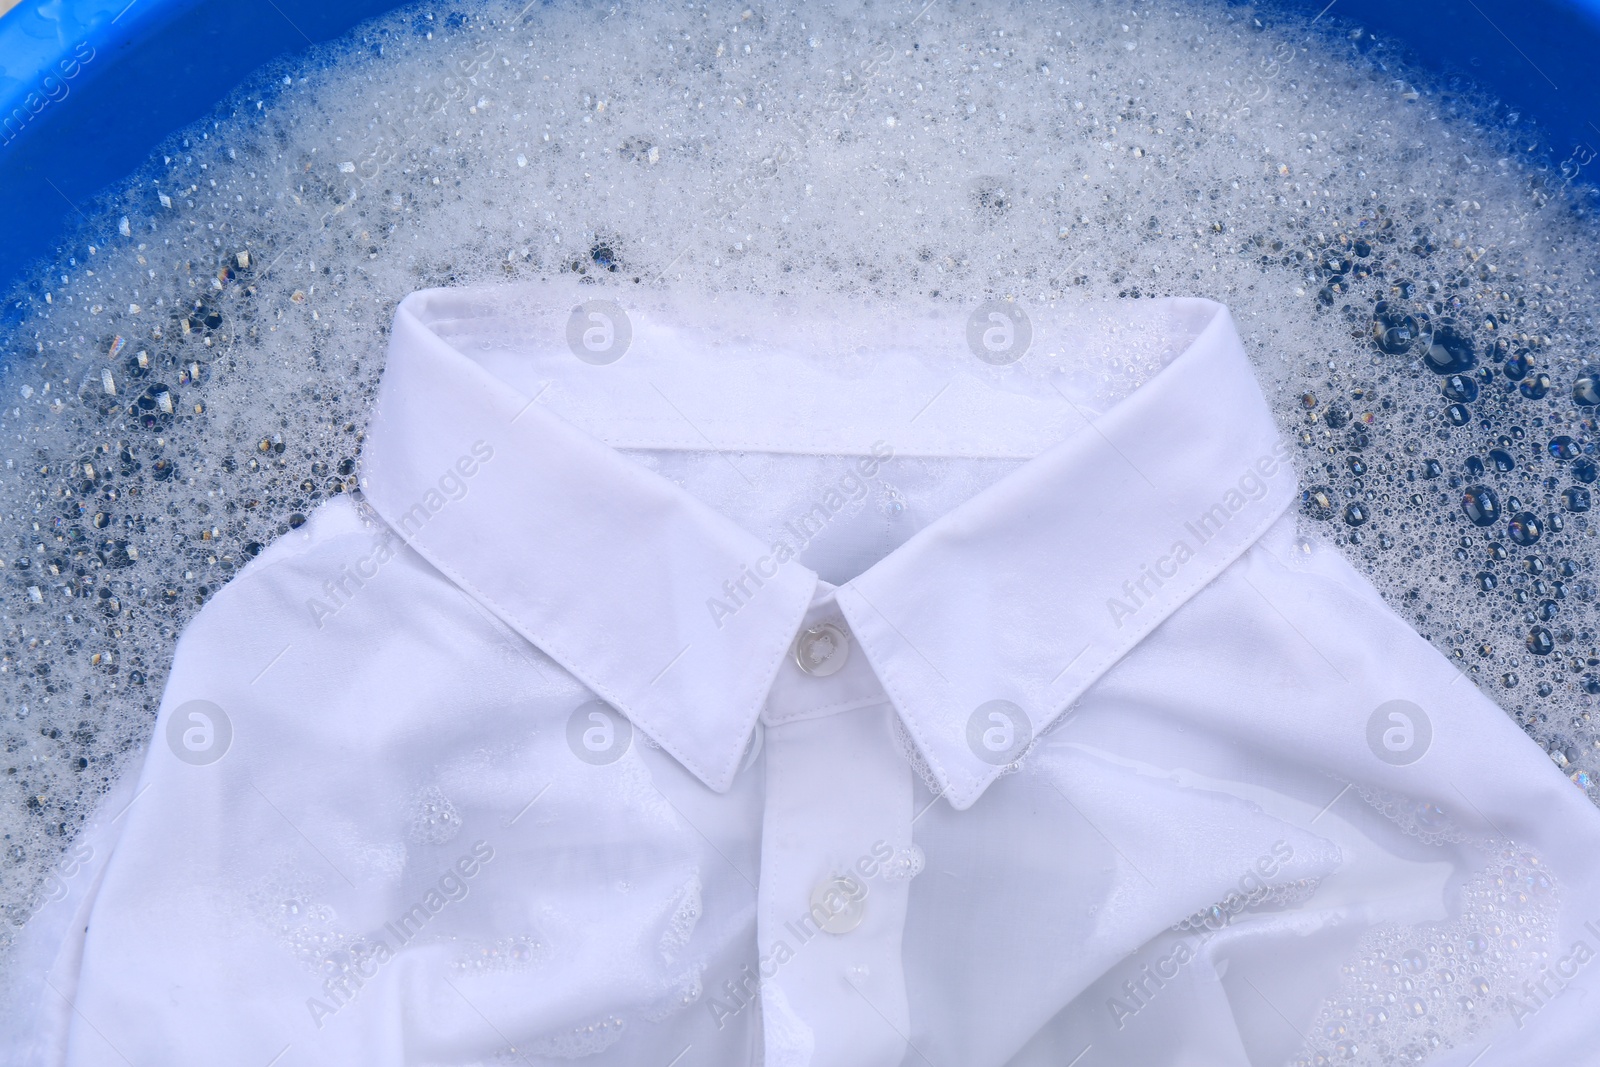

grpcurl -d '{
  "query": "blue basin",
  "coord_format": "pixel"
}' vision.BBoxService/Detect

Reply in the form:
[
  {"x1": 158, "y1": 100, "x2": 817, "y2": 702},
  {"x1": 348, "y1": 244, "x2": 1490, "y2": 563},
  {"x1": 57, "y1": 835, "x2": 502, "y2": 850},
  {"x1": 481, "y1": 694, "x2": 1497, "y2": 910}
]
[{"x1": 1, "y1": 0, "x2": 1599, "y2": 302}]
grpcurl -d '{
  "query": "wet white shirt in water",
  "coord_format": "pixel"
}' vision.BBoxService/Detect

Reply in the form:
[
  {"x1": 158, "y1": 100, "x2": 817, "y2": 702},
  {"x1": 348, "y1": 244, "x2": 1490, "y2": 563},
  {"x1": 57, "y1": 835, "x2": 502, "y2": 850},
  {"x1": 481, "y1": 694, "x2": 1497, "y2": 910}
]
[{"x1": 7, "y1": 283, "x2": 1600, "y2": 1067}]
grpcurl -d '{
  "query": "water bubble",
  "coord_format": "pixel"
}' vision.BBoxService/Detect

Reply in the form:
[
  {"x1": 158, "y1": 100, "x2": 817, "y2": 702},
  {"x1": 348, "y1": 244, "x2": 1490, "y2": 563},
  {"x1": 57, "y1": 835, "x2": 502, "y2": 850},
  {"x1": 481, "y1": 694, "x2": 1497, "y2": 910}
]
[
  {"x1": 1548, "y1": 435, "x2": 1579, "y2": 460},
  {"x1": 1572, "y1": 371, "x2": 1600, "y2": 406},
  {"x1": 1372, "y1": 303, "x2": 1422, "y2": 355},
  {"x1": 1422, "y1": 323, "x2": 1476, "y2": 375},
  {"x1": 1442, "y1": 374, "x2": 1478, "y2": 402},
  {"x1": 589, "y1": 241, "x2": 619, "y2": 272},
  {"x1": 408, "y1": 786, "x2": 462, "y2": 845},
  {"x1": 1460, "y1": 485, "x2": 1501, "y2": 526},
  {"x1": 1519, "y1": 372, "x2": 1553, "y2": 400},
  {"x1": 131, "y1": 384, "x2": 178, "y2": 431},
  {"x1": 1418, "y1": 803, "x2": 1452, "y2": 836},
  {"x1": 1303, "y1": 486, "x2": 1338, "y2": 520},
  {"x1": 1507, "y1": 512, "x2": 1543, "y2": 546}
]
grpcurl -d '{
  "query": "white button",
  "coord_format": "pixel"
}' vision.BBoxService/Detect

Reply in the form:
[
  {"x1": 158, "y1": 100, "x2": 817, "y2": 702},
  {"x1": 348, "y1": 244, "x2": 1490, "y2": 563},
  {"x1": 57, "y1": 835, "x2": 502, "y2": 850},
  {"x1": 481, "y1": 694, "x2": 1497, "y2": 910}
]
[
  {"x1": 809, "y1": 875, "x2": 867, "y2": 934},
  {"x1": 793, "y1": 621, "x2": 850, "y2": 677}
]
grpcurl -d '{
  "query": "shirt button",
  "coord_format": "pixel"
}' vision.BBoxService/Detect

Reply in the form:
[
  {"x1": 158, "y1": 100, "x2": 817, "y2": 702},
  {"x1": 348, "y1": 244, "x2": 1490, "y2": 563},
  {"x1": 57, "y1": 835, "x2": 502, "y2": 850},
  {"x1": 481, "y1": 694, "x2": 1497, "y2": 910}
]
[
  {"x1": 809, "y1": 875, "x2": 867, "y2": 934},
  {"x1": 793, "y1": 620, "x2": 850, "y2": 677}
]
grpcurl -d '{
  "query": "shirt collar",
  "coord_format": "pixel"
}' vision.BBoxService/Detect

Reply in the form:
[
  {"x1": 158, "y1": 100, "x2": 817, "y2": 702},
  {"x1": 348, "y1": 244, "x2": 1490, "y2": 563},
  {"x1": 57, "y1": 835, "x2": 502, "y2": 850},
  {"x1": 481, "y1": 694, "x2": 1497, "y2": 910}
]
[{"x1": 359, "y1": 284, "x2": 1294, "y2": 806}]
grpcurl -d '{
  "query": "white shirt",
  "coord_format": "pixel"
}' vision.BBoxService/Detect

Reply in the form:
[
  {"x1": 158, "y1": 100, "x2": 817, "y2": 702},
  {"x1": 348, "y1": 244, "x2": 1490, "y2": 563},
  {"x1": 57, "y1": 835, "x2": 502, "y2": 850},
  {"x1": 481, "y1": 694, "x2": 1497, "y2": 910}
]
[{"x1": 6, "y1": 284, "x2": 1600, "y2": 1067}]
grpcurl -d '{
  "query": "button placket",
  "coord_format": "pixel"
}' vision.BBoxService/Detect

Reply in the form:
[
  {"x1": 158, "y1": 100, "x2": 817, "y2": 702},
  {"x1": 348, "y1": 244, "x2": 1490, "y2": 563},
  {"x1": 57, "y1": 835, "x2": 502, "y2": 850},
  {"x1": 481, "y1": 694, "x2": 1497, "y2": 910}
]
[{"x1": 757, "y1": 652, "x2": 914, "y2": 1067}]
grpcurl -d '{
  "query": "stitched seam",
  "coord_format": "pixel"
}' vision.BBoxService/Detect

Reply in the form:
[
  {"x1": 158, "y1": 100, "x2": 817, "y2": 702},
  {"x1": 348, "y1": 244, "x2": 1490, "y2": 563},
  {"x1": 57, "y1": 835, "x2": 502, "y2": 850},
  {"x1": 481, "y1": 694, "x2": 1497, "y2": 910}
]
[
  {"x1": 764, "y1": 692, "x2": 895, "y2": 726},
  {"x1": 839, "y1": 591, "x2": 969, "y2": 807},
  {"x1": 410, "y1": 311, "x2": 1058, "y2": 460},
  {"x1": 550, "y1": 412, "x2": 1045, "y2": 460},
  {"x1": 737, "y1": 581, "x2": 820, "y2": 781}
]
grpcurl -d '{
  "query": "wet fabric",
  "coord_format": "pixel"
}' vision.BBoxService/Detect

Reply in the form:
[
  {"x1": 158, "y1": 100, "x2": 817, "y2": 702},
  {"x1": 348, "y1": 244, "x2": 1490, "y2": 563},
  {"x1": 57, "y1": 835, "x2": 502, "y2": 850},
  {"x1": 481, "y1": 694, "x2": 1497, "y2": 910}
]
[{"x1": 6, "y1": 283, "x2": 1600, "y2": 1067}]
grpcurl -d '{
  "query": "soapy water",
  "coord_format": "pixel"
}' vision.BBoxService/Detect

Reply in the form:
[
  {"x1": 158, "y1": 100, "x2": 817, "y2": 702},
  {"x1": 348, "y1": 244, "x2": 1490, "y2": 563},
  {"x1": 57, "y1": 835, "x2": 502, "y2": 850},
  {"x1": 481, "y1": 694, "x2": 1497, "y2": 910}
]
[{"x1": 1, "y1": 0, "x2": 1598, "y2": 1040}]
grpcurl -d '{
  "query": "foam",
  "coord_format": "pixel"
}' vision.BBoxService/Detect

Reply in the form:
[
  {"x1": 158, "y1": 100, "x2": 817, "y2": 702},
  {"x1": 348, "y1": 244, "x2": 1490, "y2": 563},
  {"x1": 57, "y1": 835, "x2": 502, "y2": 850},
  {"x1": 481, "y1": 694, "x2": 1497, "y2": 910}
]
[{"x1": 1, "y1": 0, "x2": 1598, "y2": 1029}]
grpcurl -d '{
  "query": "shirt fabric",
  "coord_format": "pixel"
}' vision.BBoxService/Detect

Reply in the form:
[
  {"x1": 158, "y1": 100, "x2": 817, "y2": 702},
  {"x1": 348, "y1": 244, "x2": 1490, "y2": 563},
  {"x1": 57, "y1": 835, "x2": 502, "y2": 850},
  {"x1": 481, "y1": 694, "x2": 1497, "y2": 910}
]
[{"x1": 5, "y1": 283, "x2": 1600, "y2": 1067}]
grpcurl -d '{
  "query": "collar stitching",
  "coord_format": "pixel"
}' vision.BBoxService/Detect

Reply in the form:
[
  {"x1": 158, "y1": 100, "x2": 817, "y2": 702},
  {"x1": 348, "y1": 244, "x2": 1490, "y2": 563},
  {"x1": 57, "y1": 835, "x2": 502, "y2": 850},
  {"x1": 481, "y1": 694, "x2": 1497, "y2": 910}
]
[
  {"x1": 838, "y1": 606, "x2": 972, "y2": 807},
  {"x1": 553, "y1": 414, "x2": 1042, "y2": 461},
  {"x1": 762, "y1": 693, "x2": 896, "y2": 727}
]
